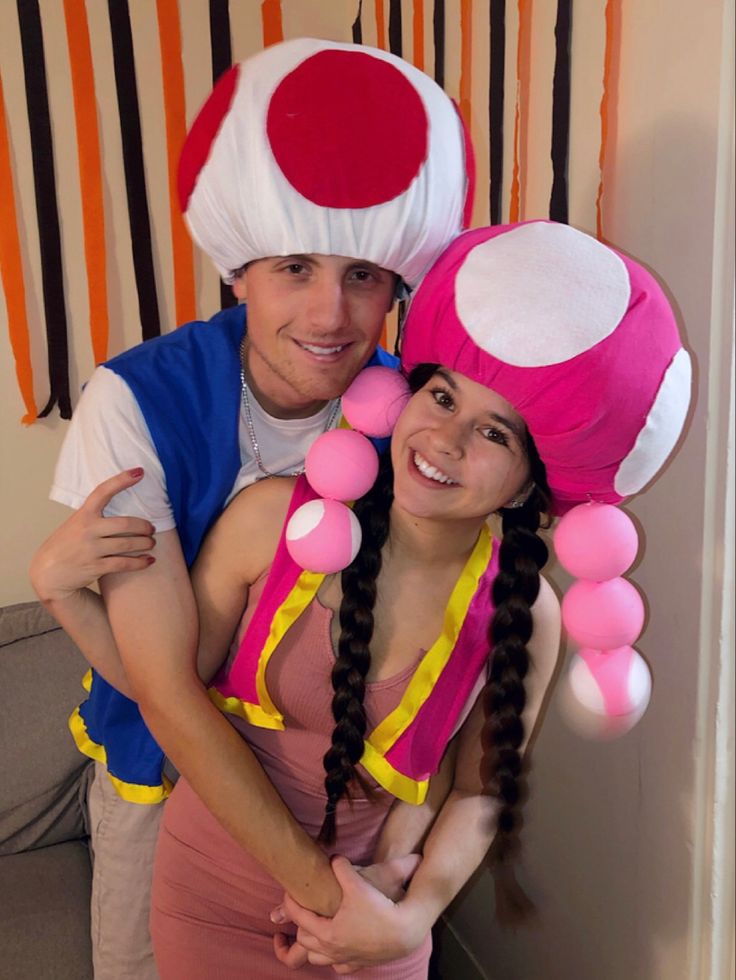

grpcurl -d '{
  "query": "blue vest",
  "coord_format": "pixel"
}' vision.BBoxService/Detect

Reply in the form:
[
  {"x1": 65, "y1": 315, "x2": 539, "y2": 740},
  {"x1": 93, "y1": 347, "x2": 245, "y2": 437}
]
[{"x1": 68, "y1": 305, "x2": 398, "y2": 801}]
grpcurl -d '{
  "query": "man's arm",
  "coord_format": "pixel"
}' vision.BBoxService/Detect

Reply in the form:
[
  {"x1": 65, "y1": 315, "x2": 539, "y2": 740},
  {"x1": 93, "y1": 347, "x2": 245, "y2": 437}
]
[{"x1": 100, "y1": 482, "x2": 344, "y2": 916}]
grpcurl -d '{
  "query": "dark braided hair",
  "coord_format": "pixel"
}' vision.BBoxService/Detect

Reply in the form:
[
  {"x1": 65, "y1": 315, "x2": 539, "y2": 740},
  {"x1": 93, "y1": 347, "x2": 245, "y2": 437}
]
[
  {"x1": 317, "y1": 452, "x2": 394, "y2": 844},
  {"x1": 317, "y1": 364, "x2": 552, "y2": 862},
  {"x1": 481, "y1": 432, "x2": 551, "y2": 865}
]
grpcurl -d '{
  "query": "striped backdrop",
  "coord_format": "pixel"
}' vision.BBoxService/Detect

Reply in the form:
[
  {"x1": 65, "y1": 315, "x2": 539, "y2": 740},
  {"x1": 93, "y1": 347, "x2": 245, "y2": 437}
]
[{"x1": 0, "y1": 0, "x2": 620, "y2": 423}]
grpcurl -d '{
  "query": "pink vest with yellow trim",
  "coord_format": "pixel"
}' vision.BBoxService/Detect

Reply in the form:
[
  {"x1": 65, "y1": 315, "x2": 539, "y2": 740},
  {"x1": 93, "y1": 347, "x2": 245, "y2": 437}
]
[{"x1": 209, "y1": 476, "x2": 499, "y2": 805}]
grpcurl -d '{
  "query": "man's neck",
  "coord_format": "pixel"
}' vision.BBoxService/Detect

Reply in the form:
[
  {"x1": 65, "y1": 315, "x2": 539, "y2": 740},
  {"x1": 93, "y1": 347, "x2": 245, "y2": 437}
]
[{"x1": 242, "y1": 345, "x2": 329, "y2": 420}]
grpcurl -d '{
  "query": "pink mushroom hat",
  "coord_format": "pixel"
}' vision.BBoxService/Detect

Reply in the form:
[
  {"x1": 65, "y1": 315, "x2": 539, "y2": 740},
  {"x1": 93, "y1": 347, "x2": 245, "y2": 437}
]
[
  {"x1": 400, "y1": 220, "x2": 691, "y2": 514},
  {"x1": 178, "y1": 37, "x2": 474, "y2": 289},
  {"x1": 401, "y1": 220, "x2": 692, "y2": 738}
]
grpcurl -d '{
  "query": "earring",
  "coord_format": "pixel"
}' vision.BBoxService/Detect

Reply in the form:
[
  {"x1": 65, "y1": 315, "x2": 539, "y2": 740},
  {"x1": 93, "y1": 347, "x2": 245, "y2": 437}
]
[{"x1": 504, "y1": 483, "x2": 535, "y2": 509}]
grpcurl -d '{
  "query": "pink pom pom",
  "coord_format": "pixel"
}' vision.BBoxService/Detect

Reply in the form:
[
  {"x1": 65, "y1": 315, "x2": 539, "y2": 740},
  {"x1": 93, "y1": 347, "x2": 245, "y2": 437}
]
[
  {"x1": 285, "y1": 499, "x2": 361, "y2": 574},
  {"x1": 554, "y1": 502, "x2": 639, "y2": 581},
  {"x1": 341, "y1": 366, "x2": 411, "y2": 437},
  {"x1": 562, "y1": 577, "x2": 645, "y2": 649},
  {"x1": 305, "y1": 429, "x2": 379, "y2": 501},
  {"x1": 559, "y1": 646, "x2": 652, "y2": 739}
]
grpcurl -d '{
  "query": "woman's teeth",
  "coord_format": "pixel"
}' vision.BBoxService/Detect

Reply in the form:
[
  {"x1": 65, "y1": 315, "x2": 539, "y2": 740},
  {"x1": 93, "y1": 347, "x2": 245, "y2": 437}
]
[
  {"x1": 413, "y1": 452, "x2": 457, "y2": 485},
  {"x1": 299, "y1": 341, "x2": 347, "y2": 355}
]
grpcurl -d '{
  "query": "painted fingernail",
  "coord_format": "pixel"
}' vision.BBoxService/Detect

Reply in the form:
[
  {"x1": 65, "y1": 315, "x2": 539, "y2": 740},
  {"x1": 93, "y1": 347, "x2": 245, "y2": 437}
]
[
  {"x1": 145, "y1": 556, "x2": 156, "y2": 565},
  {"x1": 129, "y1": 467, "x2": 144, "y2": 478}
]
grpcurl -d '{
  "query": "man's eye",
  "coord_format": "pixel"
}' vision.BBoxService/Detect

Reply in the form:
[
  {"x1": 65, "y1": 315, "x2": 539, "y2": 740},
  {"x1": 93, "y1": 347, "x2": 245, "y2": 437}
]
[{"x1": 286, "y1": 263, "x2": 306, "y2": 274}]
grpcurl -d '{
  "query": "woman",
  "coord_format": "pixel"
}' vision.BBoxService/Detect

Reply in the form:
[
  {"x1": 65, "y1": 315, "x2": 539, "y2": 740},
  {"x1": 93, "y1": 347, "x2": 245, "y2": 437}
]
[{"x1": 32, "y1": 221, "x2": 690, "y2": 976}]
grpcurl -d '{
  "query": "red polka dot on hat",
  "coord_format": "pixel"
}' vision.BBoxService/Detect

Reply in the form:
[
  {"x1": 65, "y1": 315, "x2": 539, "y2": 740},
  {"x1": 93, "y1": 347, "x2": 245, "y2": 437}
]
[{"x1": 266, "y1": 50, "x2": 428, "y2": 209}]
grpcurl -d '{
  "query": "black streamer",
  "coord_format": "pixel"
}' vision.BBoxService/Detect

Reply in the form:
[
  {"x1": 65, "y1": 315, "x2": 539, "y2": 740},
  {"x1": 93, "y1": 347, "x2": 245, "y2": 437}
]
[
  {"x1": 16, "y1": 0, "x2": 71, "y2": 418},
  {"x1": 209, "y1": 0, "x2": 238, "y2": 310},
  {"x1": 107, "y1": 0, "x2": 161, "y2": 340},
  {"x1": 549, "y1": 0, "x2": 572, "y2": 223},
  {"x1": 489, "y1": 0, "x2": 505, "y2": 225}
]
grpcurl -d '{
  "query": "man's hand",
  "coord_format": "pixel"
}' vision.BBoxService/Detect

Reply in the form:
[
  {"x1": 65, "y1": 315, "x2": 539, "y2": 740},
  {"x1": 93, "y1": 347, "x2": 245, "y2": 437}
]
[
  {"x1": 272, "y1": 855, "x2": 429, "y2": 973},
  {"x1": 31, "y1": 469, "x2": 155, "y2": 602}
]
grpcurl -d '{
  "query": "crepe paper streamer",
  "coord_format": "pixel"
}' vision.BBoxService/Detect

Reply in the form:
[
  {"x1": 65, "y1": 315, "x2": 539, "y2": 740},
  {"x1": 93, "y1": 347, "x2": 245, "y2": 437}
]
[
  {"x1": 208, "y1": 0, "x2": 238, "y2": 312},
  {"x1": 0, "y1": 74, "x2": 38, "y2": 424},
  {"x1": 107, "y1": 0, "x2": 161, "y2": 341},
  {"x1": 412, "y1": 0, "x2": 425, "y2": 72},
  {"x1": 352, "y1": 0, "x2": 363, "y2": 44},
  {"x1": 261, "y1": 0, "x2": 283, "y2": 48},
  {"x1": 63, "y1": 0, "x2": 109, "y2": 367},
  {"x1": 509, "y1": 0, "x2": 531, "y2": 223},
  {"x1": 433, "y1": 0, "x2": 445, "y2": 88},
  {"x1": 157, "y1": 0, "x2": 196, "y2": 327},
  {"x1": 389, "y1": 0, "x2": 402, "y2": 56},
  {"x1": 375, "y1": 0, "x2": 387, "y2": 51},
  {"x1": 459, "y1": 0, "x2": 473, "y2": 133},
  {"x1": 596, "y1": 0, "x2": 622, "y2": 241},
  {"x1": 17, "y1": 0, "x2": 71, "y2": 420},
  {"x1": 549, "y1": 0, "x2": 572, "y2": 224},
  {"x1": 488, "y1": 0, "x2": 505, "y2": 225}
]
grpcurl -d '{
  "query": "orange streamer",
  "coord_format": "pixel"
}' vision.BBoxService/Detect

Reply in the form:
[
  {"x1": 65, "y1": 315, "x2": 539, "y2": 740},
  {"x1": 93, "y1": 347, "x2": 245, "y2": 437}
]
[
  {"x1": 262, "y1": 0, "x2": 284, "y2": 47},
  {"x1": 596, "y1": 0, "x2": 621, "y2": 241},
  {"x1": 63, "y1": 0, "x2": 109, "y2": 365},
  {"x1": 0, "y1": 74, "x2": 38, "y2": 424},
  {"x1": 375, "y1": 0, "x2": 386, "y2": 50},
  {"x1": 412, "y1": 0, "x2": 424, "y2": 71},
  {"x1": 157, "y1": 0, "x2": 196, "y2": 326},
  {"x1": 509, "y1": 0, "x2": 532, "y2": 222},
  {"x1": 459, "y1": 0, "x2": 472, "y2": 130}
]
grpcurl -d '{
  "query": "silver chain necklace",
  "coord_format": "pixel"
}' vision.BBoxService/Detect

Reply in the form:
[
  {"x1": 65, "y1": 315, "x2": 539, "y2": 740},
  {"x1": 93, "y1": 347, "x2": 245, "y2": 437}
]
[{"x1": 239, "y1": 339, "x2": 340, "y2": 478}]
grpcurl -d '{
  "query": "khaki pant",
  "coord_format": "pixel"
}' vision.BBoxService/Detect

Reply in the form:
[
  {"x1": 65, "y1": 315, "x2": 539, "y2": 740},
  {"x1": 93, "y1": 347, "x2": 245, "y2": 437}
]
[{"x1": 87, "y1": 761, "x2": 164, "y2": 980}]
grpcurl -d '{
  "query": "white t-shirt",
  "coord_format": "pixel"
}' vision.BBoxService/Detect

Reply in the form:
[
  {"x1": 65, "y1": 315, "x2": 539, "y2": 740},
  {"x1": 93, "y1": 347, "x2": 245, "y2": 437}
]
[{"x1": 51, "y1": 366, "x2": 341, "y2": 530}]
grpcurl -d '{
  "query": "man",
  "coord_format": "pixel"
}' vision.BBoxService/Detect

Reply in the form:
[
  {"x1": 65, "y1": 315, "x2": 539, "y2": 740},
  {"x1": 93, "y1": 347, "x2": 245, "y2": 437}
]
[{"x1": 32, "y1": 37, "x2": 472, "y2": 979}]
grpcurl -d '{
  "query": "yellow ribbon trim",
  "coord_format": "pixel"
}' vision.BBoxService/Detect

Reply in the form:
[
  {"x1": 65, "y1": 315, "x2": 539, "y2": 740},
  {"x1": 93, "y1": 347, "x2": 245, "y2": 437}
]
[
  {"x1": 81, "y1": 668, "x2": 93, "y2": 693},
  {"x1": 359, "y1": 741, "x2": 428, "y2": 805},
  {"x1": 254, "y1": 568, "x2": 326, "y2": 720},
  {"x1": 68, "y1": 699, "x2": 172, "y2": 805},
  {"x1": 207, "y1": 687, "x2": 285, "y2": 730},
  {"x1": 366, "y1": 526, "x2": 492, "y2": 756}
]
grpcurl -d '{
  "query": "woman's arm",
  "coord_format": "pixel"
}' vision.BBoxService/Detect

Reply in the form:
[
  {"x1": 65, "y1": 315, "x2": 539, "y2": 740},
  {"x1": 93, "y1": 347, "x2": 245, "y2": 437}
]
[
  {"x1": 30, "y1": 470, "x2": 156, "y2": 696},
  {"x1": 279, "y1": 576, "x2": 562, "y2": 969}
]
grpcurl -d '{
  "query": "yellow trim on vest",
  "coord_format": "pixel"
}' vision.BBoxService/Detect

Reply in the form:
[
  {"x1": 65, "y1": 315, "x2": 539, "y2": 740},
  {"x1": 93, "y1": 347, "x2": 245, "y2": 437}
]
[
  {"x1": 254, "y1": 568, "x2": 326, "y2": 721},
  {"x1": 367, "y1": 527, "x2": 492, "y2": 756},
  {"x1": 360, "y1": 741, "x2": 428, "y2": 805},
  {"x1": 69, "y1": 704, "x2": 107, "y2": 764},
  {"x1": 82, "y1": 668, "x2": 93, "y2": 693},
  {"x1": 68, "y1": 705, "x2": 172, "y2": 804},
  {"x1": 207, "y1": 686, "x2": 285, "y2": 730}
]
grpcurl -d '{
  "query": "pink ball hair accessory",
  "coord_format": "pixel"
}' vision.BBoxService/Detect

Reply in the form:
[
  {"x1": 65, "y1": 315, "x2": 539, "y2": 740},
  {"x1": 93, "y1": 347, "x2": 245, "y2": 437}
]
[
  {"x1": 561, "y1": 577, "x2": 645, "y2": 650},
  {"x1": 553, "y1": 501, "x2": 648, "y2": 737},
  {"x1": 559, "y1": 646, "x2": 652, "y2": 740},
  {"x1": 554, "y1": 502, "x2": 638, "y2": 581},
  {"x1": 341, "y1": 366, "x2": 411, "y2": 437},
  {"x1": 285, "y1": 366, "x2": 411, "y2": 574},
  {"x1": 285, "y1": 498, "x2": 362, "y2": 574},
  {"x1": 305, "y1": 428, "x2": 379, "y2": 501}
]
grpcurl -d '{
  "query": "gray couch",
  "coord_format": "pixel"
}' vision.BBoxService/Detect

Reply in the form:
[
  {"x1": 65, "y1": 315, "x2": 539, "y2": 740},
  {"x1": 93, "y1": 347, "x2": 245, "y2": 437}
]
[{"x1": 0, "y1": 601, "x2": 94, "y2": 980}]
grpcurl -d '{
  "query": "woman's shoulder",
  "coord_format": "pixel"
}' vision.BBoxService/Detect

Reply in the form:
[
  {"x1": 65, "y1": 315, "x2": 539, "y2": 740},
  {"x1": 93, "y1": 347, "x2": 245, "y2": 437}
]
[{"x1": 203, "y1": 476, "x2": 298, "y2": 580}]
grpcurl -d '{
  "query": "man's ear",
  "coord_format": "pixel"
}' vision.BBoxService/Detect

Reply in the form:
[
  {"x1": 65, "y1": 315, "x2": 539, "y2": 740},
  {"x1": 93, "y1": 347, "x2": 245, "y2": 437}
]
[{"x1": 231, "y1": 272, "x2": 247, "y2": 302}]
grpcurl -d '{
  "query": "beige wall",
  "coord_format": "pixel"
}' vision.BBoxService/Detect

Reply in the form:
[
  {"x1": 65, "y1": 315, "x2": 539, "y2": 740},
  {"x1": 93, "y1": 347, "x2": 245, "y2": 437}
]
[{"x1": 1, "y1": 1, "x2": 733, "y2": 977}]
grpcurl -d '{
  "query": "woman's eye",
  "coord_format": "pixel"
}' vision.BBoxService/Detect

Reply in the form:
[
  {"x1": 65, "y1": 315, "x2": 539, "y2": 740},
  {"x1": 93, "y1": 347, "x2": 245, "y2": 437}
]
[
  {"x1": 430, "y1": 387, "x2": 454, "y2": 409},
  {"x1": 480, "y1": 427, "x2": 509, "y2": 446}
]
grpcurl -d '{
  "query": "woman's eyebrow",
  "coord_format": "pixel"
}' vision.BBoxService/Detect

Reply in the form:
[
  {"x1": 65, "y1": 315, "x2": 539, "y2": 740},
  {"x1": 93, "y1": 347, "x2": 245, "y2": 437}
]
[
  {"x1": 435, "y1": 368, "x2": 458, "y2": 389},
  {"x1": 487, "y1": 411, "x2": 525, "y2": 441}
]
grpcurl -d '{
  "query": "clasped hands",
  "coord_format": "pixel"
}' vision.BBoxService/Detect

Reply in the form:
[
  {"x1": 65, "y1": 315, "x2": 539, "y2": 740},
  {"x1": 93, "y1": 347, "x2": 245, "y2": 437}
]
[{"x1": 270, "y1": 853, "x2": 427, "y2": 973}]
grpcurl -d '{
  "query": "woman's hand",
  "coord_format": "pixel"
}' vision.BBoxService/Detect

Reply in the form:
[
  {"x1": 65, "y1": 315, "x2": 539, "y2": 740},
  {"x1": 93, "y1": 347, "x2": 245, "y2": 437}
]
[
  {"x1": 272, "y1": 855, "x2": 431, "y2": 972},
  {"x1": 30, "y1": 469, "x2": 155, "y2": 603}
]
